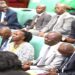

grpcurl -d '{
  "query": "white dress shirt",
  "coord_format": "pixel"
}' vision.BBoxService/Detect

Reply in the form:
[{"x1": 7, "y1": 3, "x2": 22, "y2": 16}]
[{"x1": 1, "y1": 12, "x2": 6, "y2": 22}]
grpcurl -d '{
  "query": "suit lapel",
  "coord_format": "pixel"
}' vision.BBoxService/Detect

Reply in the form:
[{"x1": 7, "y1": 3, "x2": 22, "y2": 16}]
[
  {"x1": 5, "y1": 9, "x2": 10, "y2": 20},
  {"x1": 66, "y1": 53, "x2": 75, "y2": 66},
  {"x1": 0, "y1": 12, "x2": 2, "y2": 20},
  {"x1": 62, "y1": 52, "x2": 75, "y2": 72},
  {"x1": 52, "y1": 12, "x2": 69, "y2": 31}
]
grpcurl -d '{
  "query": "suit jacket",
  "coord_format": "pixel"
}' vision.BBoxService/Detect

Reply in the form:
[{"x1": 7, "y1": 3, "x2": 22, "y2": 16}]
[
  {"x1": 59, "y1": 52, "x2": 75, "y2": 75},
  {"x1": 31, "y1": 42, "x2": 65, "y2": 70},
  {"x1": 69, "y1": 20, "x2": 75, "y2": 38},
  {"x1": 0, "y1": 9, "x2": 22, "y2": 29},
  {"x1": 27, "y1": 12, "x2": 51, "y2": 30},
  {"x1": 41, "y1": 12, "x2": 75, "y2": 37}
]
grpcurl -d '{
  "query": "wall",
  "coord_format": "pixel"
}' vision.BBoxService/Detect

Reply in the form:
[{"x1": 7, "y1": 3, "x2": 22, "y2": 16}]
[
  {"x1": 28, "y1": 0, "x2": 60, "y2": 13},
  {"x1": 60, "y1": 0, "x2": 75, "y2": 12},
  {"x1": 28, "y1": 0, "x2": 75, "y2": 13}
]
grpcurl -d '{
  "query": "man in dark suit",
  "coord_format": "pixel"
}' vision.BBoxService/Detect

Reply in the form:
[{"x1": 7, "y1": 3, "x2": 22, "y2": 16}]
[
  {"x1": 48, "y1": 43, "x2": 75, "y2": 75},
  {"x1": 0, "y1": 0, "x2": 22, "y2": 29}
]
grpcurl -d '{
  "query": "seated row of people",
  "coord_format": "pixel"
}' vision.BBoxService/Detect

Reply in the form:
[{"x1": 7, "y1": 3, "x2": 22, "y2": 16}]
[
  {"x1": 0, "y1": 27, "x2": 34, "y2": 64},
  {"x1": 0, "y1": 27, "x2": 75, "y2": 74},
  {"x1": 0, "y1": 26, "x2": 75, "y2": 75},
  {"x1": 0, "y1": 43, "x2": 75, "y2": 75},
  {"x1": 24, "y1": 3, "x2": 75, "y2": 39},
  {"x1": 0, "y1": 0, "x2": 75, "y2": 74},
  {"x1": 0, "y1": 0, "x2": 75, "y2": 44},
  {"x1": 22, "y1": 32, "x2": 74, "y2": 71}
]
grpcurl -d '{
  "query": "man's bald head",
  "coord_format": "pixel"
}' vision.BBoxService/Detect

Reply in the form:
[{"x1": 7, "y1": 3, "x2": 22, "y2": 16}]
[
  {"x1": 36, "y1": 4, "x2": 46, "y2": 14},
  {"x1": 55, "y1": 3, "x2": 68, "y2": 15},
  {"x1": 45, "y1": 31, "x2": 62, "y2": 46},
  {"x1": 0, "y1": 0, "x2": 6, "y2": 5},
  {"x1": 0, "y1": 27, "x2": 11, "y2": 39},
  {"x1": 58, "y1": 42, "x2": 74, "y2": 57},
  {"x1": 0, "y1": 0, "x2": 8, "y2": 12}
]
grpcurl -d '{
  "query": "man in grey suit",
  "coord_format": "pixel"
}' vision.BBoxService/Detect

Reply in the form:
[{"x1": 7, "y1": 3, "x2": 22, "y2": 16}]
[
  {"x1": 24, "y1": 4, "x2": 51, "y2": 35},
  {"x1": 39, "y1": 3, "x2": 75, "y2": 37},
  {"x1": 22, "y1": 32, "x2": 65, "y2": 71}
]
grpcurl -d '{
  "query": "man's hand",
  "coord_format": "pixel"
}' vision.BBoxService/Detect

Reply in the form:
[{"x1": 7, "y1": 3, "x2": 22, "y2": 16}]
[
  {"x1": 62, "y1": 37, "x2": 75, "y2": 43},
  {"x1": 1, "y1": 21, "x2": 8, "y2": 25},
  {"x1": 39, "y1": 31, "x2": 45, "y2": 37},
  {"x1": 21, "y1": 28, "x2": 28, "y2": 31},
  {"x1": 23, "y1": 61, "x2": 33, "y2": 65},
  {"x1": 22, "y1": 64, "x2": 30, "y2": 71},
  {"x1": 22, "y1": 61, "x2": 33, "y2": 71},
  {"x1": 48, "y1": 68, "x2": 58, "y2": 75}
]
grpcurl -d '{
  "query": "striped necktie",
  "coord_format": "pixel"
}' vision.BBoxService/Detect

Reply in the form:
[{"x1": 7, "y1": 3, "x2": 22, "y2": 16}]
[{"x1": 37, "y1": 46, "x2": 51, "y2": 66}]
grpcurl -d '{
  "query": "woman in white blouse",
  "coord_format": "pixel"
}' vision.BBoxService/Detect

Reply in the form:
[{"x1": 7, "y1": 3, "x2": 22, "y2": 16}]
[{"x1": 5, "y1": 30, "x2": 34, "y2": 64}]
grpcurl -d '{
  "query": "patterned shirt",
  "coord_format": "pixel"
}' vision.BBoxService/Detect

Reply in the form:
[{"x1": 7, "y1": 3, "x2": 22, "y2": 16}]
[{"x1": 5, "y1": 42, "x2": 34, "y2": 64}]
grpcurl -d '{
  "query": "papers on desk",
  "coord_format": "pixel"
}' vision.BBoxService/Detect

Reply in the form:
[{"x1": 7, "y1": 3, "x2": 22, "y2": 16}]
[{"x1": 26, "y1": 69, "x2": 48, "y2": 75}]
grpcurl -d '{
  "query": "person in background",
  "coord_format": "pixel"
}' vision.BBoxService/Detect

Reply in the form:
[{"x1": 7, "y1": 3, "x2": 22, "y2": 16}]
[
  {"x1": 0, "y1": 0, "x2": 22, "y2": 29},
  {"x1": 22, "y1": 32, "x2": 65, "y2": 71},
  {"x1": 48, "y1": 43, "x2": 75, "y2": 75},
  {"x1": 23, "y1": 4, "x2": 51, "y2": 35},
  {"x1": 62, "y1": 20, "x2": 75, "y2": 43},
  {"x1": 0, "y1": 27, "x2": 12, "y2": 51},
  {"x1": 39, "y1": 3, "x2": 75, "y2": 37},
  {"x1": 0, "y1": 51, "x2": 30, "y2": 75},
  {"x1": 4, "y1": 30, "x2": 34, "y2": 65}
]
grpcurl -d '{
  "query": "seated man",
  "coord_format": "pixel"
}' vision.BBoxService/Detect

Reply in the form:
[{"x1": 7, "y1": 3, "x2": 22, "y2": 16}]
[
  {"x1": 22, "y1": 32, "x2": 65, "y2": 71},
  {"x1": 0, "y1": 27, "x2": 12, "y2": 51},
  {"x1": 39, "y1": 3, "x2": 75, "y2": 37},
  {"x1": 63, "y1": 20, "x2": 75, "y2": 43},
  {"x1": 0, "y1": 0, "x2": 22, "y2": 29},
  {"x1": 23, "y1": 4, "x2": 51, "y2": 35},
  {"x1": 48, "y1": 42, "x2": 75, "y2": 75}
]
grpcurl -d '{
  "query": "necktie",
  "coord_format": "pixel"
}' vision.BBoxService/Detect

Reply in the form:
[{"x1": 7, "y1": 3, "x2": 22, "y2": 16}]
[
  {"x1": 34, "y1": 15, "x2": 40, "y2": 23},
  {"x1": 53, "y1": 15, "x2": 59, "y2": 25},
  {"x1": 52, "y1": 15, "x2": 59, "y2": 30},
  {"x1": 37, "y1": 46, "x2": 51, "y2": 66},
  {"x1": 0, "y1": 39, "x2": 8, "y2": 51},
  {"x1": 33, "y1": 15, "x2": 40, "y2": 29},
  {"x1": 57, "y1": 57, "x2": 69, "y2": 73}
]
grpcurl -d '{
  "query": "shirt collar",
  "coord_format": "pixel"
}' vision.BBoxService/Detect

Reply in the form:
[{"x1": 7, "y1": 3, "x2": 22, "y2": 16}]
[{"x1": 37, "y1": 12, "x2": 45, "y2": 16}]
